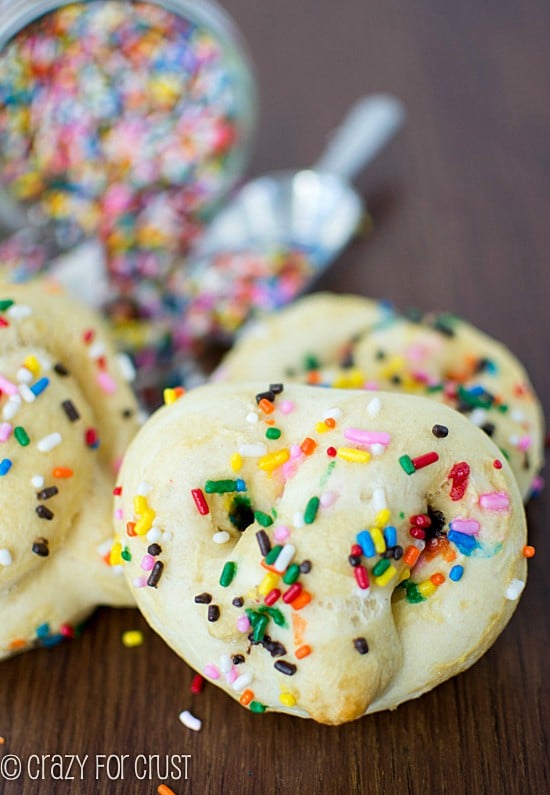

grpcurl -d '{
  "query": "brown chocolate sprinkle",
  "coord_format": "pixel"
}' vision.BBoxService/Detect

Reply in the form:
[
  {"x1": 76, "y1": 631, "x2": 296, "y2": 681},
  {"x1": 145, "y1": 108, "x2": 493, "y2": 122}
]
[
  {"x1": 353, "y1": 637, "x2": 369, "y2": 655},
  {"x1": 61, "y1": 399, "x2": 80, "y2": 422},
  {"x1": 35, "y1": 505, "x2": 54, "y2": 520},
  {"x1": 32, "y1": 538, "x2": 49, "y2": 556},
  {"x1": 232, "y1": 596, "x2": 244, "y2": 607},
  {"x1": 256, "y1": 529, "x2": 271, "y2": 556},
  {"x1": 432, "y1": 424, "x2": 449, "y2": 438},
  {"x1": 274, "y1": 660, "x2": 297, "y2": 676},
  {"x1": 299, "y1": 560, "x2": 312, "y2": 573},
  {"x1": 36, "y1": 486, "x2": 58, "y2": 500},
  {"x1": 147, "y1": 543, "x2": 162, "y2": 556},
  {"x1": 269, "y1": 383, "x2": 284, "y2": 394},
  {"x1": 147, "y1": 561, "x2": 164, "y2": 587},
  {"x1": 232, "y1": 654, "x2": 245, "y2": 665},
  {"x1": 194, "y1": 592, "x2": 212, "y2": 604},
  {"x1": 54, "y1": 363, "x2": 69, "y2": 376},
  {"x1": 207, "y1": 604, "x2": 220, "y2": 622}
]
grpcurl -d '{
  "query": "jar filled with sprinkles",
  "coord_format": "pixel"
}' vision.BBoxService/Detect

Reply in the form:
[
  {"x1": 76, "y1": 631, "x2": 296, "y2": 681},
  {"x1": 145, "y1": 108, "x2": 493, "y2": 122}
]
[{"x1": 0, "y1": 0, "x2": 257, "y2": 370}]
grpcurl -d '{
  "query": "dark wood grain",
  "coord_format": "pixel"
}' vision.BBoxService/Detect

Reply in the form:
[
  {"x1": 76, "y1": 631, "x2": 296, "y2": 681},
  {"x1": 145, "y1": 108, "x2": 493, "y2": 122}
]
[{"x1": 1, "y1": 1, "x2": 549, "y2": 793}]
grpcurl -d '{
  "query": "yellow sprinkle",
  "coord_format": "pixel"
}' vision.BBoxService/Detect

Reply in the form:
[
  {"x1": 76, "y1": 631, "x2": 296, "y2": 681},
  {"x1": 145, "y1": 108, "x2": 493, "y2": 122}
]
[
  {"x1": 315, "y1": 421, "x2": 329, "y2": 433},
  {"x1": 122, "y1": 630, "x2": 144, "y2": 648},
  {"x1": 398, "y1": 566, "x2": 411, "y2": 584},
  {"x1": 109, "y1": 541, "x2": 123, "y2": 566},
  {"x1": 163, "y1": 388, "x2": 177, "y2": 405},
  {"x1": 370, "y1": 527, "x2": 386, "y2": 554},
  {"x1": 133, "y1": 495, "x2": 148, "y2": 514},
  {"x1": 135, "y1": 509, "x2": 155, "y2": 536},
  {"x1": 375, "y1": 565, "x2": 397, "y2": 587},
  {"x1": 24, "y1": 355, "x2": 41, "y2": 376},
  {"x1": 417, "y1": 580, "x2": 437, "y2": 598},
  {"x1": 231, "y1": 453, "x2": 243, "y2": 472},
  {"x1": 279, "y1": 692, "x2": 296, "y2": 707},
  {"x1": 336, "y1": 447, "x2": 371, "y2": 464},
  {"x1": 258, "y1": 449, "x2": 290, "y2": 471},
  {"x1": 374, "y1": 508, "x2": 391, "y2": 528},
  {"x1": 258, "y1": 572, "x2": 279, "y2": 596}
]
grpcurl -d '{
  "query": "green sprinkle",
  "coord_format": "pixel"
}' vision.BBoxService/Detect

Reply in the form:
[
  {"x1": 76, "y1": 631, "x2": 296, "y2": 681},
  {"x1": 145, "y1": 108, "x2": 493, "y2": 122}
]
[
  {"x1": 14, "y1": 426, "x2": 30, "y2": 446},
  {"x1": 304, "y1": 353, "x2": 320, "y2": 371},
  {"x1": 497, "y1": 403, "x2": 509, "y2": 413},
  {"x1": 304, "y1": 496, "x2": 320, "y2": 524},
  {"x1": 399, "y1": 454, "x2": 415, "y2": 475},
  {"x1": 245, "y1": 609, "x2": 262, "y2": 627},
  {"x1": 219, "y1": 561, "x2": 236, "y2": 587},
  {"x1": 404, "y1": 580, "x2": 425, "y2": 604},
  {"x1": 265, "y1": 545, "x2": 283, "y2": 565},
  {"x1": 425, "y1": 383, "x2": 444, "y2": 393},
  {"x1": 282, "y1": 563, "x2": 301, "y2": 585},
  {"x1": 205, "y1": 479, "x2": 238, "y2": 494},
  {"x1": 266, "y1": 427, "x2": 281, "y2": 440},
  {"x1": 249, "y1": 701, "x2": 267, "y2": 713},
  {"x1": 254, "y1": 510, "x2": 273, "y2": 527},
  {"x1": 253, "y1": 614, "x2": 269, "y2": 642},
  {"x1": 259, "y1": 606, "x2": 286, "y2": 626},
  {"x1": 121, "y1": 547, "x2": 132, "y2": 562},
  {"x1": 499, "y1": 448, "x2": 510, "y2": 461},
  {"x1": 319, "y1": 460, "x2": 336, "y2": 487},
  {"x1": 0, "y1": 299, "x2": 14, "y2": 311},
  {"x1": 457, "y1": 385, "x2": 494, "y2": 409},
  {"x1": 372, "y1": 558, "x2": 391, "y2": 577}
]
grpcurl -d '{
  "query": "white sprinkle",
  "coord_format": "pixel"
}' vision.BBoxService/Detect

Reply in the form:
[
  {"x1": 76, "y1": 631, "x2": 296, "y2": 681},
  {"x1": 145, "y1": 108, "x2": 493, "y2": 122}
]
[
  {"x1": 37, "y1": 432, "x2": 62, "y2": 452},
  {"x1": 220, "y1": 654, "x2": 232, "y2": 673},
  {"x1": 31, "y1": 474, "x2": 45, "y2": 488},
  {"x1": 367, "y1": 397, "x2": 381, "y2": 416},
  {"x1": 19, "y1": 384, "x2": 36, "y2": 403},
  {"x1": 273, "y1": 543, "x2": 295, "y2": 572},
  {"x1": 137, "y1": 410, "x2": 148, "y2": 425},
  {"x1": 179, "y1": 710, "x2": 202, "y2": 732},
  {"x1": 97, "y1": 540, "x2": 113, "y2": 557},
  {"x1": 133, "y1": 576, "x2": 147, "y2": 589},
  {"x1": 88, "y1": 341, "x2": 106, "y2": 359},
  {"x1": 233, "y1": 672, "x2": 253, "y2": 692},
  {"x1": 505, "y1": 579, "x2": 525, "y2": 600},
  {"x1": 509, "y1": 434, "x2": 519, "y2": 447},
  {"x1": 238, "y1": 443, "x2": 267, "y2": 457},
  {"x1": 136, "y1": 481, "x2": 151, "y2": 496},
  {"x1": 7, "y1": 304, "x2": 32, "y2": 320},
  {"x1": 373, "y1": 487, "x2": 387, "y2": 512},
  {"x1": 3, "y1": 395, "x2": 21, "y2": 420},
  {"x1": 469, "y1": 408, "x2": 487, "y2": 426},
  {"x1": 16, "y1": 367, "x2": 33, "y2": 384},
  {"x1": 370, "y1": 443, "x2": 385, "y2": 456},
  {"x1": 293, "y1": 512, "x2": 305, "y2": 529},
  {"x1": 213, "y1": 530, "x2": 230, "y2": 544},
  {"x1": 37, "y1": 354, "x2": 52, "y2": 372},
  {"x1": 510, "y1": 408, "x2": 525, "y2": 422},
  {"x1": 246, "y1": 412, "x2": 259, "y2": 424},
  {"x1": 116, "y1": 352, "x2": 136, "y2": 382},
  {"x1": 0, "y1": 548, "x2": 13, "y2": 566},
  {"x1": 323, "y1": 407, "x2": 342, "y2": 421},
  {"x1": 146, "y1": 527, "x2": 162, "y2": 543}
]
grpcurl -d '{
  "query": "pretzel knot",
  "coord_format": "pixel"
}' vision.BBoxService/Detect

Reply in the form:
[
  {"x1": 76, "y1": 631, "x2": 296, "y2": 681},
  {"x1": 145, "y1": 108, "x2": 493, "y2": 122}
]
[
  {"x1": 0, "y1": 282, "x2": 139, "y2": 658},
  {"x1": 116, "y1": 382, "x2": 528, "y2": 724}
]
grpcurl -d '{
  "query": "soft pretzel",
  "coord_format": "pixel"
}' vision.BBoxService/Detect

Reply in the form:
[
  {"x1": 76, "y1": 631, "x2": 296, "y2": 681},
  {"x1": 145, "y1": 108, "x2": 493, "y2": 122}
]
[
  {"x1": 215, "y1": 293, "x2": 544, "y2": 500},
  {"x1": 0, "y1": 281, "x2": 140, "y2": 658},
  {"x1": 114, "y1": 382, "x2": 528, "y2": 724}
]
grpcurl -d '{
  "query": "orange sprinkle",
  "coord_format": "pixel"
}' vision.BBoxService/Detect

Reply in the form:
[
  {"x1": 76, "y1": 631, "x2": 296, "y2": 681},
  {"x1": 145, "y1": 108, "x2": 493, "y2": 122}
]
[
  {"x1": 174, "y1": 386, "x2": 185, "y2": 399},
  {"x1": 403, "y1": 545, "x2": 421, "y2": 567},
  {"x1": 264, "y1": 417, "x2": 275, "y2": 426},
  {"x1": 52, "y1": 467, "x2": 73, "y2": 478},
  {"x1": 300, "y1": 437, "x2": 317, "y2": 456},
  {"x1": 239, "y1": 689, "x2": 254, "y2": 706},
  {"x1": 0, "y1": 737, "x2": 5, "y2": 744},
  {"x1": 291, "y1": 590, "x2": 312, "y2": 610},
  {"x1": 258, "y1": 398, "x2": 275, "y2": 414},
  {"x1": 306, "y1": 371, "x2": 321, "y2": 385},
  {"x1": 295, "y1": 644, "x2": 312, "y2": 659},
  {"x1": 126, "y1": 521, "x2": 137, "y2": 537},
  {"x1": 158, "y1": 786, "x2": 177, "y2": 795},
  {"x1": 523, "y1": 545, "x2": 536, "y2": 558},
  {"x1": 324, "y1": 417, "x2": 336, "y2": 429},
  {"x1": 430, "y1": 572, "x2": 445, "y2": 586},
  {"x1": 443, "y1": 547, "x2": 457, "y2": 563},
  {"x1": 292, "y1": 612, "x2": 307, "y2": 646},
  {"x1": 8, "y1": 638, "x2": 26, "y2": 650}
]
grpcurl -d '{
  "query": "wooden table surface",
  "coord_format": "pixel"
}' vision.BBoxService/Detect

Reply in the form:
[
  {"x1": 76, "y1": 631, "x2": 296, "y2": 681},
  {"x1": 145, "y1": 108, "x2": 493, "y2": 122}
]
[{"x1": 1, "y1": 1, "x2": 549, "y2": 793}]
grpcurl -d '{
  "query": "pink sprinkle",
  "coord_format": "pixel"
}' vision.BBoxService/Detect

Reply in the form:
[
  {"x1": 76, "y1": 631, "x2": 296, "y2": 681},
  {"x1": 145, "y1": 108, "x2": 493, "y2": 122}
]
[
  {"x1": 290, "y1": 444, "x2": 302, "y2": 460},
  {"x1": 449, "y1": 518, "x2": 480, "y2": 535},
  {"x1": 133, "y1": 576, "x2": 148, "y2": 588},
  {"x1": 344, "y1": 428, "x2": 391, "y2": 447},
  {"x1": 274, "y1": 525, "x2": 290, "y2": 542},
  {"x1": 0, "y1": 423, "x2": 12, "y2": 442},
  {"x1": 96, "y1": 371, "x2": 117, "y2": 394},
  {"x1": 225, "y1": 667, "x2": 238, "y2": 685},
  {"x1": 279, "y1": 400, "x2": 295, "y2": 414},
  {"x1": 236, "y1": 615, "x2": 250, "y2": 633},
  {"x1": 517, "y1": 435, "x2": 532, "y2": 452},
  {"x1": 114, "y1": 508, "x2": 123, "y2": 520},
  {"x1": 320, "y1": 491, "x2": 337, "y2": 508},
  {"x1": 140, "y1": 554, "x2": 155, "y2": 571},
  {"x1": 479, "y1": 491, "x2": 510, "y2": 512},
  {"x1": 204, "y1": 664, "x2": 220, "y2": 680},
  {"x1": 364, "y1": 381, "x2": 380, "y2": 390},
  {"x1": 406, "y1": 343, "x2": 429, "y2": 362},
  {"x1": 0, "y1": 376, "x2": 18, "y2": 395}
]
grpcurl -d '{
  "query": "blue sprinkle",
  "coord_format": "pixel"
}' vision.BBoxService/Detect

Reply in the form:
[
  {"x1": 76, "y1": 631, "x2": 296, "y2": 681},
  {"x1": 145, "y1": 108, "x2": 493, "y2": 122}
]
[
  {"x1": 40, "y1": 633, "x2": 64, "y2": 648},
  {"x1": 0, "y1": 458, "x2": 12, "y2": 475},
  {"x1": 468, "y1": 385, "x2": 486, "y2": 397},
  {"x1": 448, "y1": 530, "x2": 478, "y2": 556},
  {"x1": 356, "y1": 530, "x2": 376, "y2": 557},
  {"x1": 30, "y1": 377, "x2": 50, "y2": 396},
  {"x1": 35, "y1": 623, "x2": 50, "y2": 638},
  {"x1": 235, "y1": 478, "x2": 247, "y2": 492},
  {"x1": 384, "y1": 525, "x2": 397, "y2": 547},
  {"x1": 449, "y1": 565, "x2": 464, "y2": 582}
]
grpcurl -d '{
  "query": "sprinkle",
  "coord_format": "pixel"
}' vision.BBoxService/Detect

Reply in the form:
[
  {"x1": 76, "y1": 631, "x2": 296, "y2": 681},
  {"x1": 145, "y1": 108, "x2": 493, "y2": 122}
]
[
  {"x1": 479, "y1": 491, "x2": 510, "y2": 512},
  {"x1": 0, "y1": 549, "x2": 13, "y2": 566},
  {"x1": 295, "y1": 644, "x2": 311, "y2": 659},
  {"x1": 372, "y1": 559, "x2": 390, "y2": 577},
  {"x1": 273, "y1": 544, "x2": 295, "y2": 572},
  {"x1": 354, "y1": 637, "x2": 369, "y2": 654},
  {"x1": 266, "y1": 427, "x2": 282, "y2": 440},
  {"x1": 448, "y1": 461, "x2": 470, "y2": 500},
  {"x1": 213, "y1": 531, "x2": 230, "y2": 544},
  {"x1": 370, "y1": 527, "x2": 386, "y2": 554},
  {"x1": 304, "y1": 496, "x2": 320, "y2": 524},
  {"x1": 265, "y1": 588, "x2": 281, "y2": 606},
  {"x1": 432, "y1": 424, "x2": 449, "y2": 438},
  {"x1": 35, "y1": 505, "x2": 53, "y2": 520},
  {"x1": 410, "y1": 527, "x2": 426, "y2": 540},
  {"x1": 290, "y1": 590, "x2": 311, "y2": 609},
  {"x1": 0, "y1": 458, "x2": 12, "y2": 475},
  {"x1": 141, "y1": 555, "x2": 155, "y2": 572},
  {"x1": 219, "y1": 561, "x2": 237, "y2": 587},
  {"x1": 236, "y1": 615, "x2": 250, "y2": 632},
  {"x1": 177, "y1": 709, "x2": 202, "y2": 733},
  {"x1": 233, "y1": 672, "x2": 253, "y2": 692},
  {"x1": 449, "y1": 565, "x2": 464, "y2": 581},
  {"x1": 300, "y1": 437, "x2": 317, "y2": 455},
  {"x1": 85, "y1": 428, "x2": 99, "y2": 448},
  {"x1": 8, "y1": 304, "x2": 32, "y2": 320},
  {"x1": 411, "y1": 451, "x2": 439, "y2": 470},
  {"x1": 384, "y1": 526, "x2": 397, "y2": 547},
  {"x1": 3, "y1": 395, "x2": 21, "y2": 420},
  {"x1": 357, "y1": 531, "x2": 376, "y2": 558},
  {"x1": 32, "y1": 537, "x2": 49, "y2": 556},
  {"x1": 274, "y1": 525, "x2": 290, "y2": 542},
  {"x1": 279, "y1": 692, "x2": 296, "y2": 706},
  {"x1": 256, "y1": 530, "x2": 271, "y2": 556},
  {"x1": 147, "y1": 561, "x2": 164, "y2": 587},
  {"x1": 354, "y1": 565, "x2": 370, "y2": 590},
  {"x1": 191, "y1": 488, "x2": 209, "y2": 515},
  {"x1": 344, "y1": 428, "x2": 391, "y2": 447},
  {"x1": 448, "y1": 530, "x2": 478, "y2": 554},
  {"x1": 249, "y1": 701, "x2": 267, "y2": 713},
  {"x1": 282, "y1": 563, "x2": 301, "y2": 584},
  {"x1": 246, "y1": 412, "x2": 259, "y2": 424},
  {"x1": 431, "y1": 572, "x2": 445, "y2": 586},
  {"x1": 239, "y1": 690, "x2": 254, "y2": 706},
  {"x1": 191, "y1": 674, "x2": 205, "y2": 694},
  {"x1": 449, "y1": 518, "x2": 480, "y2": 535},
  {"x1": 258, "y1": 398, "x2": 275, "y2": 414},
  {"x1": 31, "y1": 474, "x2": 45, "y2": 488},
  {"x1": 122, "y1": 630, "x2": 143, "y2": 648},
  {"x1": 337, "y1": 447, "x2": 371, "y2": 463},
  {"x1": 403, "y1": 545, "x2": 422, "y2": 567},
  {"x1": 0, "y1": 376, "x2": 18, "y2": 395},
  {"x1": 52, "y1": 467, "x2": 73, "y2": 479},
  {"x1": 279, "y1": 400, "x2": 295, "y2": 414},
  {"x1": 61, "y1": 399, "x2": 80, "y2": 422},
  {"x1": 207, "y1": 605, "x2": 220, "y2": 622},
  {"x1": 417, "y1": 580, "x2": 437, "y2": 598},
  {"x1": 522, "y1": 545, "x2": 535, "y2": 558},
  {"x1": 367, "y1": 398, "x2": 381, "y2": 416},
  {"x1": 283, "y1": 583, "x2": 302, "y2": 603},
  {"x1": 255, "y1": 510, "x2": 273, "y2": 527},
  {"x1": 194, "y1": 593, "x2": 212, "y2": 604},
  {"x1": 505, "y1": 579, "x2": 525, "y2": 600},
  {"x1": 258, "y1": 449, "x2": 290, "y2": 471},
  {"x1": 399, "y1": 454, "x2": 416, "y2": 475},
  {"x1": 0, "y1": 423, "x2": 12, "y2": 442},
  {"x1": 36, "y1": 486, "x2": 58, "y2": 500},
  {"x1": 205, "y1": 479, "x2": 240, "y2": 494},
  {"x1": 274, "y1": 660, "x2": 297, "y2": 676},
  {"x1": 326, "y1": 446, "x2": 337, "y2": 457},
  {"x1": 37, "y1": 432, "x2": 62, "y2": 452},
  {"x1": 259, "y1": 572, "x2": 280, "y2": 596},
  {"x1": 204, "y1": 664, "x2": 220, "y2": 680}
]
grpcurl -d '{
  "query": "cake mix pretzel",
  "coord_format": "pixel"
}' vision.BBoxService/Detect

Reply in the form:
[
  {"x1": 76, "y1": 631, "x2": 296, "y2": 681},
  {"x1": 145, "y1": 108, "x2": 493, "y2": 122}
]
[
  {"x1": 216, "y1": 293, "x2": 544, "y2": 500},
  {"x1": 0, "y1": 281, "x2": 139, "y2": 658},
  {"x1": 114, "y1": 382, "x2": 529, "y2": 724}
]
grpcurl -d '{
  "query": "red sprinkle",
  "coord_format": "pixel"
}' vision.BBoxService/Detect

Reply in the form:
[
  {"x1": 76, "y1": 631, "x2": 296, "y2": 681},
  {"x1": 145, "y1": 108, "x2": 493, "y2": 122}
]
[
  {"x1": 59, "y1": 623, "x2": 75, "y2": 638},
  {"x1": 409, "y1": 513, "x2": 431, "y2": 528},
  {"x1": 493, "y1": 459, "x2": 503, "y2": 469},
  {"x1": 191, "y1": 488, "x2": 209, "y2": 516},
  {"x1": 354, "y1": 565, "x2": 370, "y2": 590},
  {"x1": 85, "y1": 427, "x2": 98, "y2": 446},
  {"x1": 283, "y1": 583, "x2": 302, "y2": 603},
  {"x1": 410, "y1": 526, "x2": 426, "y2": 540},
  {"x1": 448, "y1": 461, "x2": 470, "y2": 500},
  {"x1": 411, "y1": 451, "x2": 440, "y2": 470},
  {"x1": 0, "y1": 317, "x2": 9, "y2": 328},
  {"x1": 191, "y1": 674, "x2": 205, "y2": 694},
  {"x1": 113, "y1": 486, "x2": 123, "y2": 496},
  {"x1": 350, "y1": 544, "x2": 362, "y2": 557},
  {"x1": 264, "y1": 588, "x2": 281, "y2": 606},
  {"x1": 82, "y1": 328, "x2": 95, "y2": 344},
  {"x1": 326, "y1": 446, "x2": 337, "y2": 457}
]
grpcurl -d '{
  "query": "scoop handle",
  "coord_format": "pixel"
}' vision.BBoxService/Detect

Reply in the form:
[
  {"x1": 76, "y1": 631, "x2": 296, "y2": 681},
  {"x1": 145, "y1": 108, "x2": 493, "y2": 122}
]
[{"x1": 313, "y1": 93, "x2": 405, "y2": 183}]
